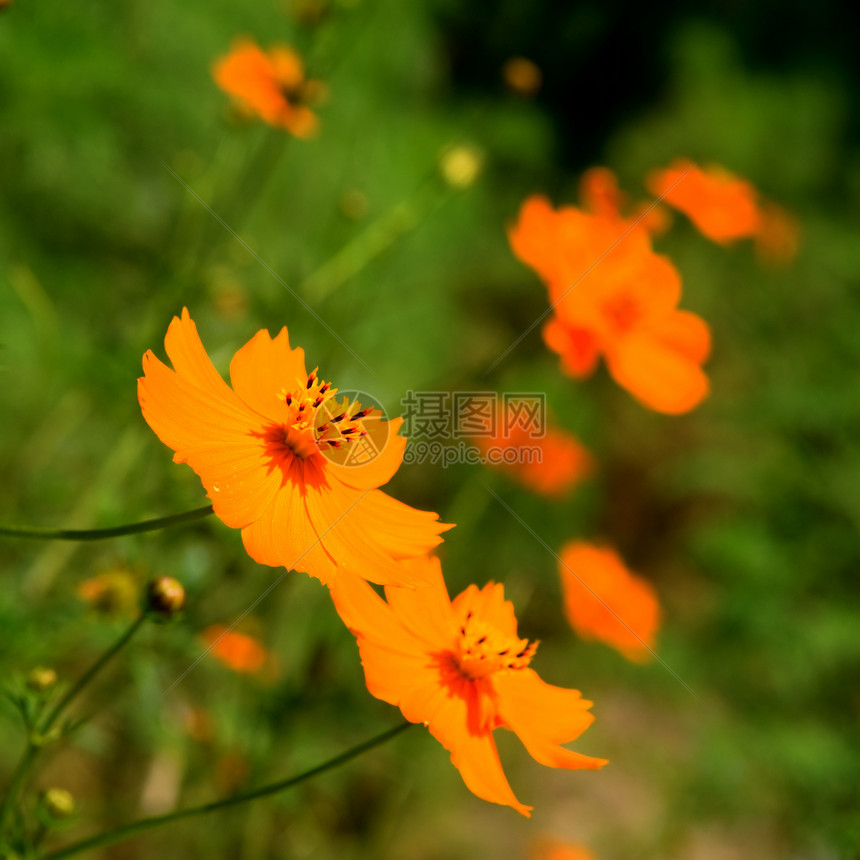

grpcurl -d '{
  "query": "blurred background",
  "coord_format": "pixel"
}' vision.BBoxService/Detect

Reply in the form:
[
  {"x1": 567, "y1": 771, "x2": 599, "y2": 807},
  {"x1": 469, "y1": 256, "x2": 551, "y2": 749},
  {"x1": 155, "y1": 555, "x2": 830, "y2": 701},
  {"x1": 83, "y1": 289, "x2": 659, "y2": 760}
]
[{"x1": 1, "y1": 0, "x2": 858, "y2": 857}]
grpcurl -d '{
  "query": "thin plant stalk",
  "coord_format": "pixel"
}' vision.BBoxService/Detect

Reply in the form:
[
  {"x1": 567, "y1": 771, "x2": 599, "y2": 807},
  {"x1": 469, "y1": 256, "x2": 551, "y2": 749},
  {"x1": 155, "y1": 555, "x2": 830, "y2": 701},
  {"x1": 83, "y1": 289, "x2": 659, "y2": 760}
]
[
  {"x1": 302, "y1": 184, "x2": 448, "y2": 303},
  {"x1": 40, "y1": 615, "x2": 148, "y2": 736},
  {"x1": 0, "y1": 616, "x2": 148, "y2": 844},
  {"x1": 42, "y1": 721, "x2": 414, "y2": 860},
  {"x1": 0, "y1": 506, "x2": 214, "y2": 542},
  {"x1": 0, "y1": 743, "x2": 39, "y2": 839}
]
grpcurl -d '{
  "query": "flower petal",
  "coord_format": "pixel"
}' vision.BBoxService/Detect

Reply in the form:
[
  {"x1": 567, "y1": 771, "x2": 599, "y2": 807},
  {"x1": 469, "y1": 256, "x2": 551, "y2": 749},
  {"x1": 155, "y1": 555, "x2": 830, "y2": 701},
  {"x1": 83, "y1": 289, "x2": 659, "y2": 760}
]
[
  {"x1": 276, "y1": 105, "x2": 317, "y2": 138},
  {"x1": 269, "y1": 46, "x2": 303, "y2": 88},
  {"x1": 229, "y1": 327, "x2": 306, "y2": 423},
  {"x1": 324, "y1": 415, "x2": 408, "y2": 490},
  {"x1": 508, "y1": 196, "x2": 570, "y2": 285},
  {"x1": 427, "y1": 689, "x2": 533, "y2": 817},
  {"x1": 329, "y1": 571, "x2": 442, "y2": 706},
  {"x1": 304, "y1": 482, "x2": 448, "y2": 587},
  {"x1": 239, "y1": 459, "x2": 336, "y2": 580},
  {"x1": 558, "y1": 542, "x2": 661, "y2": 662},
  {"x1": 382, "y1": 556, "x2": 456, "y2": 648},
  {"x1": 163, "y1": 309, "x2": 241, "y2": 399},
  {"x1": 492, "y1": 668, "x2": 595, "y2": 745},
  {"x1": 646, "y1": 159, "x2": 762, "y2": 244},
  {"x1": 357, "y1": 489, "x2": 452, "y2": 558},
  {"x1": 542, "y1": 317, "x2": 600, "y2": 378},
  {"x1": 138, "y1": 347, "x2": 282, "y2": 528},
  {"x1": 647, "y1": 309, "x2": 711, "y2": 364},
  {"x1": 493, "y1": 670, "x2": 607, "y2": 772},
  {"x1": 452, "y1": 582, "x2": 519, "y2": 639},
  {"x1": 605, "y1": 328, "x2": 710, "y2": 414}
]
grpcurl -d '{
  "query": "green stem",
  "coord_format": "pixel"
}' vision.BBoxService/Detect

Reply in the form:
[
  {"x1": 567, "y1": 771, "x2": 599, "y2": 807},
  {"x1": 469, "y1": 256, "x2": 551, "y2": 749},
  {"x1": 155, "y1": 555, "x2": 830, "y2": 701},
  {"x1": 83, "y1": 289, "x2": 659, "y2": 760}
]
[
  {"x1": 302, "y1": 185, "x2": 447, "y2": 303},
  {"x1": 0, "y1": 617, "x2": 148, "y2": 844},
  {"x1": 0, "y1": 742, "x2": 38, "y2": 841},
  {"x1": 41, "y1": 615, "x2": 148, "y2": 737},
  {"x1": 0, "y1": 506, "x2": 214, "y2": 542},
  {"x1": 190, "y1": 126, "x2": 287, "y2": 274},
  {"x1": 43, "y1": 721, "x2": 413, "y2": 860}
]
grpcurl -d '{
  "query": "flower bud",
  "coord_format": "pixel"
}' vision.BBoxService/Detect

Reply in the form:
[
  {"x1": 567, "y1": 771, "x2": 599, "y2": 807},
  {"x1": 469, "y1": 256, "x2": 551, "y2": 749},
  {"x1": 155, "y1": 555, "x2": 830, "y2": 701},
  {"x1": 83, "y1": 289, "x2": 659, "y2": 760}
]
[
  {"x1": 26, "y1": 666, "x2": 58, "y2": 693},
  {"x1": 145, "y1": 577, "x2": 186, "y2": 619},
  {"x1": 439, "y1": 145, "x2": 483, "y2": 189},
  {"x1": 339, "y1": 189, "x2": 369, "y2": 221},
  {"x1": 41, "y1": 788, "x2": 75, "y2": 820},
  {"x1": 501, "y1": 56, "x2": 542, "y2": 96}
]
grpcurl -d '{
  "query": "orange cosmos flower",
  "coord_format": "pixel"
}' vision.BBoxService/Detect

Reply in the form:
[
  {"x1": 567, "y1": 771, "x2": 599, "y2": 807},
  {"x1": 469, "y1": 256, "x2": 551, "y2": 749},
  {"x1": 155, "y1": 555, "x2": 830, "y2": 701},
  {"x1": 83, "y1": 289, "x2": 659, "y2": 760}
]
[
  {"x1": 475, "y1": 412, "x2": 593, "y2": 498},
  {"x1": 579, "y1": 167, "x2": 670, "y2": 236},
  {"x1": 201, "y1": 624, "x2": 267, "y2": 674},
  {"x1": 646, "y1": 159, "x2": 762, "y2": 244},
  {"x1": 531, "y1": 838, "x2": 597, "y2": 860},
  {"x1": 558, "y1": 541, "x2": 660, "y2": 663},
  {"x1": 330, "y1": 556, "x2": 607, "y2": 817},
  {"x1": 509, "y1": 196, "x2": 711, "y2": 414},
  {"x1": 213, "y1": 41, "x2": 321, "y2": 137},
  {"x1": 138, "y1": 309, "x2": 450, "y2": 587}
]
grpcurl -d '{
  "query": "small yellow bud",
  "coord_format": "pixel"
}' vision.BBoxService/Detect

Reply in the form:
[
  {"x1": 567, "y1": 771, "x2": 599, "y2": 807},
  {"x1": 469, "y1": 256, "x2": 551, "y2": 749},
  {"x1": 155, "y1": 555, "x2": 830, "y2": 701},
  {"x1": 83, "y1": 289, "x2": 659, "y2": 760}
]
[
  {"x1": 26, "y1": 667, "x2": 58, "y2": 693},
  {"x1": 41, "y1": 788, "x2": 75, "y2": 820},
  {"x1": 439, "y1": 145, "x2": 484, "y2": 189},
  {"x1": 145, "y1": 577, "x2": 186, "y2": 619}
]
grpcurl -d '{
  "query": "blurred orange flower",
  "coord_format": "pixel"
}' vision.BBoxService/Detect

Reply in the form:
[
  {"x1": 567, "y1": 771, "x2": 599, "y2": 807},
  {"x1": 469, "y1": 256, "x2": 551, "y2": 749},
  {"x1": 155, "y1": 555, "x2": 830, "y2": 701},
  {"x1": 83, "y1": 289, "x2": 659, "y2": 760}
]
[
  {"x1": 213, "y1": 40, "x2": 321, "y2": 137},
  {"x1": 201, "y1": 624, "x2": 267, "y2": 674},
  {"x1": 579, "y1": 167, "x2": 670, "y2": 236},
  {"x1": 646, "y1": 159, "x2": 762, "y2": 244},
  {"x1": 476, "y1": 413, "x2": 593, "y2": 498},
  {"x1": 78, "y1": 569, "x2": 139, "y2": 617},
  {"x1": 558, "y1": 541, "x2": 660, "y2": 662},
  {"x1": 531, "y1": 838, "x2": 598, "y2": 860},
  {"x1": 509, "y1": 196, "x2": 711, "y2": 414},
  {"x1": 330, "y1": 556, "x2": 607, "y2": 817},
  {"x1": 138, "y1": 309, "x2": 450, "y2": 587}
]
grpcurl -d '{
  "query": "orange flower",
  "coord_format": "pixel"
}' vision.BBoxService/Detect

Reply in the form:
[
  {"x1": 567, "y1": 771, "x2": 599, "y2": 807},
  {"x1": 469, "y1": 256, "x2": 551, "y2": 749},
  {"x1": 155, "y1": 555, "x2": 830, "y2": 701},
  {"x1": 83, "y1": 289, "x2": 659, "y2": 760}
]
[
  {"x1": 330, "y1": 556, "x2": 607, "y2": 816},
  {"x1": 509, "y1": 196, "x2": 711, "y2": 414},
  {"x1": 213, "y1": 40, "x2": 321, "y2": 137},
  {"x1": 579, "y1": 167, "x2": 670, "y2": 236},
  {"x1": 558, "y1": 542, "x2": 660, "y2": 663},
  {"x1": 138, "y1": 309, "x2": 450, "y2": 587},
  {"x1": 646, "y1": 159, "x2": 762, "y2": 244},
  {"x1": 531, "y1": 838, "x2": 598, "y2": 860},
  {"x1": 476, "y1": 413, "x2": 593, "y2": 498},
  {"x1": 201, "y1": 624, "x2": 267, "y2": 674},
  {"x1": 78, "y1": 569, "x2": 139, "y2": 617}
]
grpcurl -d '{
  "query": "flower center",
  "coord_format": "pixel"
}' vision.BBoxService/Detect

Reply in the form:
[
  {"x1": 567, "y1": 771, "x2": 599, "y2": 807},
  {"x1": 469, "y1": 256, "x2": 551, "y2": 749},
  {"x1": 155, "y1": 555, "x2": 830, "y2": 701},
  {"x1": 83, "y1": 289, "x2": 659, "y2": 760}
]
[
  {"x1": 455, "y1": 610, "x2": 538, "y2": 680},
  {"x1": 278, "y1": 368, "x2": 371, "y2": 461},
  {"x1": 602, "y1": 292, "x2": 643, "y2": 333},
  {"x1": 277, "y1": 81, "x2": 307, "y2": 108}
]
